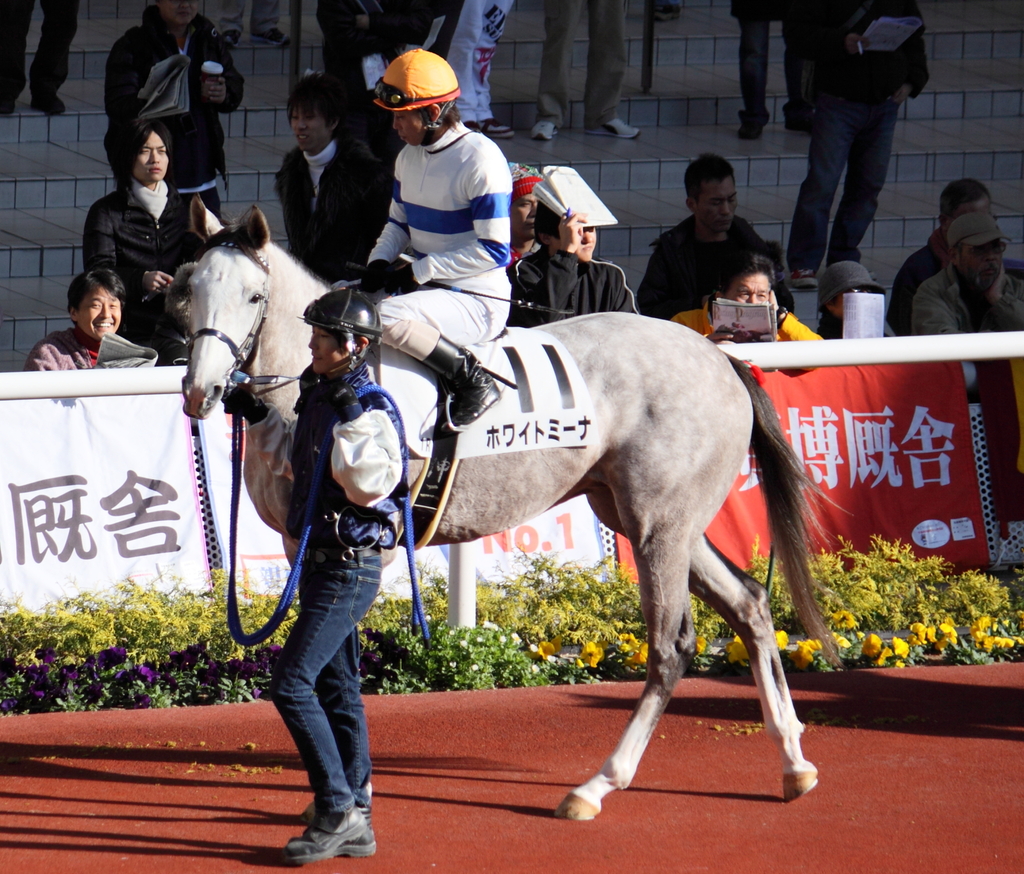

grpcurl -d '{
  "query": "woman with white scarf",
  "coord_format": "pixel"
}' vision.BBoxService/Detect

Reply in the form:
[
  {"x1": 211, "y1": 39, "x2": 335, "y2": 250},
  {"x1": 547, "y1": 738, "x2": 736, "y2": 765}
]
[{"x1": 84, "y1": 118, "x2": 199, "y2": 347}]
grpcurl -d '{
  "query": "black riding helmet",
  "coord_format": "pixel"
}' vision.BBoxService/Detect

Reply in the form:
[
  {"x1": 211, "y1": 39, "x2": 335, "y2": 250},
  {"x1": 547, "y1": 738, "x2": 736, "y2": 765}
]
[{"x1": 301, "y1": 286, "x2": 383, "y2": 369}]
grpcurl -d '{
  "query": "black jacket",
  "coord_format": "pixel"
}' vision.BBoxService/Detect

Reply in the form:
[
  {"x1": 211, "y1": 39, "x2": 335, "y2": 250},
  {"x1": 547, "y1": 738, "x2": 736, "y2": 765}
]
[
  {"x1": 104, "y1": 6, "x2": 244, "y2": 188},
  {"x1": 636, "y1": 215, "x2": 791, "y2": 320},
  {"x1": 785, "y1": 0, "x2": 928, "y2": 105},
  {"x1": 83, "y1": 185, "x2": 199, "y2": 345},
  {"x1": 317, "y1": 0, "x2": 433, "y2": 110},
  {"x1": 274, "y1": 134, "x2": 393, "y2": 284},
  {"x1": 731, "y1": 1, "x2": 791, "y2": 21},
  {"x1": 507, "y1": 249, "x2": 637, "y2": 329}
]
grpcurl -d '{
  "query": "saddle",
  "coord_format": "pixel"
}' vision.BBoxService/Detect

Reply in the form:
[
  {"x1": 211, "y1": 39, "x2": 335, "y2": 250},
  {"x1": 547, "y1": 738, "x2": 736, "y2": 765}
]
[{"x1": 365, "y1": 327, "x2": 598, "y2": 546}]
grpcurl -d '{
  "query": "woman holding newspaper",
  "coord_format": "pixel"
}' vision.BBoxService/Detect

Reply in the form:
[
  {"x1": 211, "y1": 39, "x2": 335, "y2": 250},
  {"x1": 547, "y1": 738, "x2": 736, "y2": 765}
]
[{"x1": 104, "y1": 0, "x2": 244, "y2": 217}]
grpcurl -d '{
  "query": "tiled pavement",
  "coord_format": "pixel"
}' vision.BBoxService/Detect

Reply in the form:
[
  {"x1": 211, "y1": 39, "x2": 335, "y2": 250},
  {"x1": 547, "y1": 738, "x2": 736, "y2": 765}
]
[{"x1": 0, "y1": 0, "x2": 1022, "y2": 369}]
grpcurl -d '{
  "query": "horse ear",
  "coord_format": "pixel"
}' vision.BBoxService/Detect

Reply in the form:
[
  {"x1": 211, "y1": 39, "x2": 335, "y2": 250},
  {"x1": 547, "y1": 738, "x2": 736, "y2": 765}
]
[
  {"x1": 189, "y1": 195, "x2": 223, "y2": 240},
  {"x1": 246, "y1": 206, "x2": 272, "y2": 249}
]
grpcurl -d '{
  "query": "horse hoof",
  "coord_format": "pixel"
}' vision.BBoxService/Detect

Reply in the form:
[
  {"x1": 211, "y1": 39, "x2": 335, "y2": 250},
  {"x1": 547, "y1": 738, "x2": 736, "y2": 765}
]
[
  {"x1": 783, "y1": 769, "x2": 818, "y2": 801},
  {"x1": 555, "y1": 792, "x2": 601, "y2": 820}
]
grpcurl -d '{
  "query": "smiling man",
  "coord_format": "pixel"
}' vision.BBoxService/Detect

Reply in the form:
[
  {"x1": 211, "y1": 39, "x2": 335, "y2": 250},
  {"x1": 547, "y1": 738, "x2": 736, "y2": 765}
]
[
  {"x1": 222, "y1": 287, "x2": 404, "y2": 866},
  {"x1": 912, "y1": 213, "x2": 1024, "y2": 334},
  {"x1": 636, "y1": 153, "x2": 790, "y2": 320},
  {"x1": 275, "y1": 72, "x2": 392, "y2": 284}
]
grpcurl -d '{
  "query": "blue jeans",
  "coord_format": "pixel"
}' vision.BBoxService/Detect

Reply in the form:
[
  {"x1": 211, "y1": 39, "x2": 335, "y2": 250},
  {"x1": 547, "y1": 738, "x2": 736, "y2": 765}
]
[
  {"x1": 787, "y1": 92, "x2": 900, "y2": 272},
  {"x1": 738, "y1": 19, "x2": 812, "y2": 126},
  {"x1": 270, "y1": 553, "x2": 381, "y2": 814}
]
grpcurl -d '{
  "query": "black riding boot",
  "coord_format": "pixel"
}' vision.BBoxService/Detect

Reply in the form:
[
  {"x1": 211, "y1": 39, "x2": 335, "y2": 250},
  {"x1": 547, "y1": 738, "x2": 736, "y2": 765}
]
[{"x1": 422, "y1": 337, "x2": 500, "y2": 430}]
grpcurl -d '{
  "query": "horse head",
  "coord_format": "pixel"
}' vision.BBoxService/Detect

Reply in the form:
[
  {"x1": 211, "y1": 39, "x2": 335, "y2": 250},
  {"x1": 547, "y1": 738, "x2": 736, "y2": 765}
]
[{"x1": 181, "y1": 199, "x2": 275, "y2": 419}]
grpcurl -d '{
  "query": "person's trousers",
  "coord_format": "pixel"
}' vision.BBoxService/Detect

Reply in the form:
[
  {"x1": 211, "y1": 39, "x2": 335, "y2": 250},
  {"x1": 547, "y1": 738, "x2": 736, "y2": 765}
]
[
  {"x1": 219, "y1": 0, "x2": 280, "y2": 35},
  {"x1": 0, "y1": 0, "x2": 79, "y2": 102},
  {"x1": 270, "y1": 554, "x2": 381, "y2": 814},
  {"x1": 535, "y1": 0, "x2": 627, "y2": 130},
  {"x1": 737, "y1": 18, "x2": 812, "y2": 127},
  {"x1": 787, "y1": 92, "x2": 899, "y2": 273},
  {"x1": 449, "y1": 0, "x2": 514, "y2": 122}
]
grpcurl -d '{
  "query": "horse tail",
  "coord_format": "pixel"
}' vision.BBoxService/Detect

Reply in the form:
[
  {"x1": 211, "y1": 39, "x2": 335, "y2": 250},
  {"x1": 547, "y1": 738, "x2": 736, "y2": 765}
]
[{"x1": 728, "y1": 358, "x2": 839, "y2": 665}]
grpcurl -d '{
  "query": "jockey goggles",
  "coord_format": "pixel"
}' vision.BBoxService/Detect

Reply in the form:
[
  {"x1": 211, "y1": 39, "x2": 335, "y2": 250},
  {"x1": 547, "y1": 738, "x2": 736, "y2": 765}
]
[{"x1": 373, "y1": 78, "x2": 461, "y2": 111}]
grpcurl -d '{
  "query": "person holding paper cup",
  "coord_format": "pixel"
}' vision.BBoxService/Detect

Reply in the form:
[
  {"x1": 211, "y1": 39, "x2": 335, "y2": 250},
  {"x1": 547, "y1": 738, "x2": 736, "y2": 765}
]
[
  {"x1": 815, "y1": 261, "x2": 887, "y2": 339},
  {"x1": 673, "y1": 252, "x2": 821, "y2": 344},
  {"x1": 104, "y1": 0, "x2": 244, "y2": 217}
]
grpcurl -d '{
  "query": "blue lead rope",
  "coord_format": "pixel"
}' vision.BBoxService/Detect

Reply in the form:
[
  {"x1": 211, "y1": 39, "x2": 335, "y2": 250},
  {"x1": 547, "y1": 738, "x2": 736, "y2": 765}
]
[{"x1": 225, "y1": 382, "x2": 428, "y2": 646}]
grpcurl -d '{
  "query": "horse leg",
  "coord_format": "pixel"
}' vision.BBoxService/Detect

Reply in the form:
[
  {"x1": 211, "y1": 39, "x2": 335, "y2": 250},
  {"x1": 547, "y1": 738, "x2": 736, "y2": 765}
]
[
  {"x1": 556, "y1": 532, "x2": 699, "y2": 820},
  {"x1": 688, "y1": 538, "x2": 818, "y2": 801}
]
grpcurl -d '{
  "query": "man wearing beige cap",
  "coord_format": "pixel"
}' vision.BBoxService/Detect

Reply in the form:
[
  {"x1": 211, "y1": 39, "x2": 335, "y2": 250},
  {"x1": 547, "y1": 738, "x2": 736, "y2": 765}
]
[{"x1": 912, "y1": 212, "x2": 1024, "y2": 334}]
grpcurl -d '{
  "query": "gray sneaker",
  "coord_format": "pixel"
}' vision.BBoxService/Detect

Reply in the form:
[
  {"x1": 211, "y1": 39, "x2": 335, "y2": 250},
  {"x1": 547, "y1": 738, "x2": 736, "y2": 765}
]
[
  {"x1": 283, "y1": 807, "x2": 376, "y2": 865},
  {"x1": 221, "y1": 29, "x2": 241, "y2": 48}
]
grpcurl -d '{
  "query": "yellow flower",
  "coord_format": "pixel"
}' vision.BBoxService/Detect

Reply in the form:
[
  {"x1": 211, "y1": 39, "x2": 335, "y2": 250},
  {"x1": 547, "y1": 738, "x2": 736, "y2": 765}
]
[
  {"x1": 892, "y1": 637, "x2": 910, "y2": 659},
  {"x1": 908, "y1": 622, "x2": 928, "y2": 646},
  {"x1": 790, "y1": 639, "x2": 822, "y2": 670},
  {"x1": 936, "y1": 622, "x2": 958, "y2": 651},
  {"x1": 990, "y1": 636, "x2": 1015, "y2": 650},
  {"x1": 894, "y1": 660, "x2": 906, "y2": 668},
  {"x1": 775, "y1": 630, "x2": 790, "y2": 649},
  {"x1": 971, "y1": 616, "x2": 993, "y2": 642},
  {"x1": 618, "y1": 633, "x2": 640, "y2": 654},
  {"x1": 625, "y1": 642, "x2": 649, "y2": 667},
  {"x1": 874, "y1": 646, "x2": 893, "y2": 667},
  {"x1": 696, "y1": 635, "x2": 708, "y2": 655},
  {"x1": 530, "y1": 636, "x2": 562, "y2": 660},
  {"x1": 830, "y1": 610, "x2": 857, "y2": 630},
  {"x1": 832, "y1": 633, "x2": 851, "y2": 649},
  {"x1": 725, "y1": 636, "x2": 749, "y2": 666},
  {"x1": 862, "y1": 634, "x2": 883, "y2": 659},
  {"x1": 579, "y1": 640, "x2": 606, "y2": 667}
]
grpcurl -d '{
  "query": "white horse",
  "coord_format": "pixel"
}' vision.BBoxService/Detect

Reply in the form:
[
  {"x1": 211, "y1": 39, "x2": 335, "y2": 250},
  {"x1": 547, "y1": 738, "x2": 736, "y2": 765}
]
[{"x1": 178, "y1": 203, "x2": 833, "y2": 820}]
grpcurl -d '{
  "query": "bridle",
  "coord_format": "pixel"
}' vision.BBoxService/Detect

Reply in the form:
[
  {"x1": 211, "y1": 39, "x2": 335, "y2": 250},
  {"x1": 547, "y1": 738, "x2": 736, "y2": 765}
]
[{"x1": 188, "y1": 240, "x2": 291, "y2": 392}]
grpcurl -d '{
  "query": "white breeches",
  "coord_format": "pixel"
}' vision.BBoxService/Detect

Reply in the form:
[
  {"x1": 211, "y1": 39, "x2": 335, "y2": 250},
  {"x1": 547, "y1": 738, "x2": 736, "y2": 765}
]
[{"x1": 378, "y1": 287, "x2": 509, "y2": 352}]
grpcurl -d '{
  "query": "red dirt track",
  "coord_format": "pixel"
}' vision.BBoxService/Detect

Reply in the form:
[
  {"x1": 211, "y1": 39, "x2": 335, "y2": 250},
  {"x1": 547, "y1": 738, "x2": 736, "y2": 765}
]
[{"x1": 2, "y1": 663, "x2": 1023, "y2": 873}]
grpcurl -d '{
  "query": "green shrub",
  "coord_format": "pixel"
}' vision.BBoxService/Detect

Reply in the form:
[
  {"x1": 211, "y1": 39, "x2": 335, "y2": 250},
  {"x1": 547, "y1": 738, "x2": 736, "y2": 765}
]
[{"x1": 0, "y1": 572, "x2": 295, "y2": 664}]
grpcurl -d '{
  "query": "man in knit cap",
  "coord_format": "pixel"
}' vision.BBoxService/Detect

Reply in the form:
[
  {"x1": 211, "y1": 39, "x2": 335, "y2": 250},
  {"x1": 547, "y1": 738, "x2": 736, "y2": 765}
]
[{"x1": 509, "y1": 162, "x2": 542, "y2": 262}]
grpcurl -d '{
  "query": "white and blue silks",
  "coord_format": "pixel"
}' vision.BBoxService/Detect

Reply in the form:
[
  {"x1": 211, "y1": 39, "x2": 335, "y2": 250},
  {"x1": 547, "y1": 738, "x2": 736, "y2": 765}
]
[{"x1": 369, "y1": 123, "x2": 513, "y2": 347}]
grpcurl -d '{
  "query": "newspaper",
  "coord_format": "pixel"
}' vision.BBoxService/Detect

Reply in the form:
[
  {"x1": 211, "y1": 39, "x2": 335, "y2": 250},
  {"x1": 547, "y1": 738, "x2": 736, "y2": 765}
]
[
  {"x1": 138, "y1": 55, "x2": 191, "y2": 119},
  {"x1": 862, "y1": 16, "x2": 923, "y2": 52},
  {"x1": 841, "y1": 292, "x2": 886, "y2": 339},
  {"x1": 532, "y1": 166, "x2": 618, "y2": 228},
  {"x1": 710, "y1": 299, "x2": 777, "y2": 343}
]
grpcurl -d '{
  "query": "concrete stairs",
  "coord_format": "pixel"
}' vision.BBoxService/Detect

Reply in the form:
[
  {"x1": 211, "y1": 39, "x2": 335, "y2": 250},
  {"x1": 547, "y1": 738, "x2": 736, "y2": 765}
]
[{"x1": 0, "y1": 0, "x2": 1022, "y2": 368}]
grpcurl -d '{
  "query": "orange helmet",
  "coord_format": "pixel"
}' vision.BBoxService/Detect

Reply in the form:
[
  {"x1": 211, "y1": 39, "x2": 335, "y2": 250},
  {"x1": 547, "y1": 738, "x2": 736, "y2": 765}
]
[{"x1": 373, "y1": 49, "x2": 461, "y2": 111}]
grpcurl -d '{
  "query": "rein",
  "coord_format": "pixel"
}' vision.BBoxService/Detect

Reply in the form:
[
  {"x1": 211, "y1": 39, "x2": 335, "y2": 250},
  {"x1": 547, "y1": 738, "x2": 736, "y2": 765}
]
[
  {"x1": 224, "y1": 383, "x2": 429, "y2": 645},
  {"x1": 198, "y1": 240, "x2": 427, "y2": 643}
]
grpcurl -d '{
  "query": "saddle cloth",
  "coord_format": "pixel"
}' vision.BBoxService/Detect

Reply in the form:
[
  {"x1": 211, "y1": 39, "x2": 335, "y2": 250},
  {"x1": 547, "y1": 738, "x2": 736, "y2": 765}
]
[{"x1": 366, "y1": 327, "x2": 598, "y2": 460}]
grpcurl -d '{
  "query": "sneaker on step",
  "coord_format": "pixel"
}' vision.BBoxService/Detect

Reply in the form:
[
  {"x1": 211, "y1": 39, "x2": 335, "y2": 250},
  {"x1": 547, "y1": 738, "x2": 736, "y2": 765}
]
[
  {"x1": 654, "y1": 4, "x2": 681, "y2": 21},
  {"x1": 252, "y1": 27, "x2": 290, "y2": 46},
  {"x1": 464, "y1": 120, "x2": 481, "y2": 132},
  {"x1": 737, "y1": 120, "x2": 763, "y2": 140},
  {"x1": 531, "y1": 120, "x2": 557, "y2": 141},
  {"x1": 789, "y1": 269, "x2": 818, "y2": 289},
  {"x1": 221, "y1": 29, "x2": 241, "y2": 48},
  {"x1": 585, "y1": 117, "x2": 640, "y2": 139},
  {"x1": 479, "y1": 118, "x2": 514, "y2": 139}
]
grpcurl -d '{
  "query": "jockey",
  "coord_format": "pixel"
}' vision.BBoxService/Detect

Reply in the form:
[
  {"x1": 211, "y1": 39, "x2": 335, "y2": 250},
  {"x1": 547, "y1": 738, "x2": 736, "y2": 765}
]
[
  {"x1": 222, "y1": 287, "x2": 403, "y2": 864},
  {"x1": 362, "y1": 48, "x2": 513, "y2": 430}
]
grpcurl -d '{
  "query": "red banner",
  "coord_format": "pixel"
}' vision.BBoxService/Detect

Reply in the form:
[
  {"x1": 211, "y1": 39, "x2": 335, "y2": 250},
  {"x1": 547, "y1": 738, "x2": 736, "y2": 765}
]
[{"x1": 706, "y1": 362, "x2": 989, "y2": 570}]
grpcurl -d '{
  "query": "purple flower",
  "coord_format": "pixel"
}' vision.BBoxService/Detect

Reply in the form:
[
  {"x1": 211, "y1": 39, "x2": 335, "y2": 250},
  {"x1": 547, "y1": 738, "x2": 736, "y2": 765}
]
[
  {"x1": 97, "y1": 647, "x2": 128, "y2": 670},
  {"x1": 137, "y1": 665, "x2": 159, "y2": 684},
  {"x1": 133, "y1": 694, "x2": 152, "y2": 709},
  {"x1": 83, "y1": 683, "x2": 104, "y2": 704},
  {"x1": 36, "y1": 647, "x2": 56, "y2": 664},
  {"x1": 1, "y1": 698, "x2": 19, "y2": 712}
]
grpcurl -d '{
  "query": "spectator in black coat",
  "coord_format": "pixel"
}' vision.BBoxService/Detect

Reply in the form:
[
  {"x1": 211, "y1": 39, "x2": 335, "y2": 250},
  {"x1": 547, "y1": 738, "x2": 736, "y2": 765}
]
[
  {"x1": 274, "y1": 72, "x2": 393, "y2": 284},
  {"x1": 507, "y1": 203, "x2": 636, "y2": 328},
  {"x1": 104, "y1": 0, "x2": 244, "y2": 216},
  {"x1": 317, "y1": 0, "x2": 433, "y2": 164},
  {"x1": 84, "y1": 118, "x2": 199, "y2": 347},
  {"x1": 636, "y1": 153, "x2": 792, "y2": 320}
]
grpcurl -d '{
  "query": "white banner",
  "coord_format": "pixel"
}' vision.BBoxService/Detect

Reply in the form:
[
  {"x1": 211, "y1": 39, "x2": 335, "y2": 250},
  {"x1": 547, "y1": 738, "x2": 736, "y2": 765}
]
[{"x1": 0, "y1": 395, "x2": 208, "y2": 609}]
